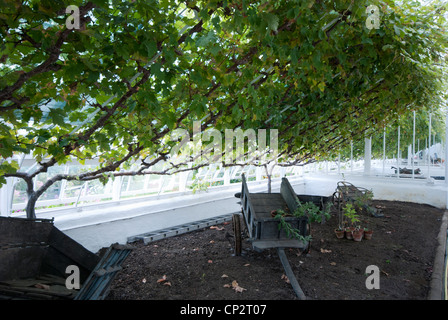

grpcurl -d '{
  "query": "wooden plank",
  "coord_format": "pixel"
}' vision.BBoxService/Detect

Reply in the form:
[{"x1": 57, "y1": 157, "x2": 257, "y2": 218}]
[
  {"x1": 252, "y1": 239, "x2": 307, "y2": 250},
  {"x1": 46, "y1": 227, "x2": 99, "y2": 272},
  {"x1": 277, "y1": 248, "x2": 306, "y2": 300},
  {"x1": 280, "y1": 178, "x2": 300, "y2": 212},
  {"x1": 0, "y1": 283, "x2": 75, "y2": 299},
  {"x1": 0, "y1": 246, "x2": 48, "y2": 281},
  {"x1": 0, "y1": 217, "x2": 53, "y2": 245},
  {"x1": 250, "y1": 194, "x2": 286, "y2": 219},
  {"x1": 37, "y1": 274, "x2": 67, "y2": 286}
]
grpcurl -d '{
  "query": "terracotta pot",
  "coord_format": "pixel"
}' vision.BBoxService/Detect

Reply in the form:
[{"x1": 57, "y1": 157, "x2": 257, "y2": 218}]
[
  {"x1": 345, "y1": 227, "x2": 354, "y2": 240},
  {"x1": 352, "y1": 229, "x2": 364, "y2": 242},
  {"x1": 334, "y1": 229, "x2": 345, "y2": 239},
  {"x1": 364, "y1": 230, "x2": 373, "y2": 240}
]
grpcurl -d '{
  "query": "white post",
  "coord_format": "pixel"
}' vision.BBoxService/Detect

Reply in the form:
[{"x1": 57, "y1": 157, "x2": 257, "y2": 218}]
[
  {"x1": 412, "y1": 111, "x2": 416, "y2": 179},
  {"x1": 364, "y1": 137, "x2": 371, "y2": 176},
  {"x1": 350, "y1": 140, "x2": 353, "y2": 174},
  {"x1": 112, "y1": 176, "x2": 123, "y2": 201},
  {"x1": 256, "y1": 166, "x2": 262, "y2": 181},
  {"x1": 445, "y1": 104, "x2": 448, "y2": 185},
  {"x1": 0, "y1": 178, "x2": 13, "y2": 216},
  {"x1": 179, "y1": 171, "x2": 188, "y2": 192},
  {"x1": 428, "y1": 112, "x2": 432, "y2": 178},
  {"x1": 397, "y1": 124, "x2": 400, "y2": 178},
  {"x1": 408, "y1": 145, "x2": 412, "y2": 170},
  {"x1": 223, "y1": 167, "x2": 231, "y2": 186},
  {"x1": 383, "y1": 128, "x2": 386, "y2": 176},
  {"x1": 337, "y1": 153, "x2": 341, "y2": 175},
  {"x1": 418, "y1": 139, "x2": 420, "y2": 163}
]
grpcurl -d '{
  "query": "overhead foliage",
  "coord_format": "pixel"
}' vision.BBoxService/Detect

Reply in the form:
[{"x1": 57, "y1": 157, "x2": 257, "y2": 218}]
[{"x1": 0, "y1": 0, "x2": 447, "y2": 218}]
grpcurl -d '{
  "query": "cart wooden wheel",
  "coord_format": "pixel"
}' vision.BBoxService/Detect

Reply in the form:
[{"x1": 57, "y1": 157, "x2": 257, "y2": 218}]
[{"x1": 232, "y1": 214, "x2": 242, "y2": 256}]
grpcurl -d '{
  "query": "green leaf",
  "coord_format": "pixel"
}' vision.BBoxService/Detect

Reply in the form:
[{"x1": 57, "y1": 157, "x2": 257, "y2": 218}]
[
  {"x1": 48, "y1": 108, "x2": 66, "y2": 126},
  {"x1": 264, "y1": 13, "x2": 279, "y2": 32}
]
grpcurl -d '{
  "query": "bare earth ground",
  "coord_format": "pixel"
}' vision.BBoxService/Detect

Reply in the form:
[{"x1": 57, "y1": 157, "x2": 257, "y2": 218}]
[{"x1": 107, "y1": 200, "x2": 444, "y2": 301}]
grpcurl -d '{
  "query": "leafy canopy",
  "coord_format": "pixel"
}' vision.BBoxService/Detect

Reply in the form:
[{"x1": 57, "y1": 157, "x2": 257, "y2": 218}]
[{"x1": 0, "y1": 0, "x2": 447, "y2": 186}]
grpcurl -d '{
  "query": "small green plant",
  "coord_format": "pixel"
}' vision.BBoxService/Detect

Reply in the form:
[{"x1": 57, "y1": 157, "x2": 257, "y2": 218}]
[
  {"x1": 189, "y1": 177, "x2": 209, "y2": 194},
  {"x1": 298, "y1": 201, "x2": 332, "y2": 224},
  {"x1": 353, "y1": 189, "x2": 374, "y2": 212},
  {"x1": 274, "y1": 200, "x2": 331, "y2": 243},
  {"x1": 275, "y1": 214, "x2": 310, "y2": 242},
  {"x1": 343, "y1": 203, "x2": 360, "y2": 228}
]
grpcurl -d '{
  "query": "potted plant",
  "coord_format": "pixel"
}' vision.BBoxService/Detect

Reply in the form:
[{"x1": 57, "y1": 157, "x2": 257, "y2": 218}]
[
  {"x1": 334, "y1": 226, "x2": 345, "y2": 239},
  {"x1": 352, "y1": 225, "x2": 364, "y2": 241},
  {"x1": 343, "y1": 203, "x2": 359, "y2": 240},
  {"x1": 364, "y1": 227, "x2": 373, "y2": 240}
]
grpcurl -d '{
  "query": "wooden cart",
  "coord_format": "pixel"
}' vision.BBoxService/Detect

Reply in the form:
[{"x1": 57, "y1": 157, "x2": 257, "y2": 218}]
[
  {"x1": 0, "y1": 216, "x2": 131, "y2": 300},
  {"x1": 232, "y1": 174, "x2": 310, "y2": 299}
]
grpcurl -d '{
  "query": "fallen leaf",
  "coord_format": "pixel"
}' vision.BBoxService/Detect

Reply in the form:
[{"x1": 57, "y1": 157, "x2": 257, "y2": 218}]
[
  {"x1": 208, "y1": 260, "x2": 213, "y2": 263},
  {"x1": 223, "y1": 284, "x2": 231, "y2": 288},
  {"x1": 281, "y1": 274, "x2": 290, "y2": 284},
  {"x1": 330, "y1": 262, "x2": 337, "y2": 266},
  {"x1": 243, "y1": 263, "x2": 250, "y2": 267},
  {"x1": 221, "y1": 274, "x2": 229, "y2": 278},
  {"x1": 320, "y1": 248, "x2": 332, "y2": 253},
  {"x1": 209, "y1": 240, "x2": 215, "y2": 244},
  {"x1": 157, "y1": 275, "x2": 167, "y2": 283},
  {"x1": 163, "y1": 281, "x2": 172, "y2": 286},
  {"x1": 234, "y1": 286, "x2": 246, "y2": 293},
  {"x1": 231, "y1": 280, "x2": 246, "y2": 293},
  {"x1": 210, "y1": 226, "x2": 224, "y2": 231}
]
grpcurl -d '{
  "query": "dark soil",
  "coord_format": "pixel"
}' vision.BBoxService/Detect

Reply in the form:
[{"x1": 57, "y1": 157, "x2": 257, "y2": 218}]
[{"x1": 107, "y1": 200, "x2": 444, "y2": 300}]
